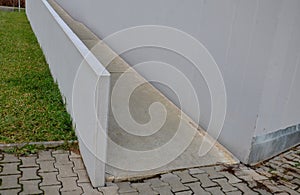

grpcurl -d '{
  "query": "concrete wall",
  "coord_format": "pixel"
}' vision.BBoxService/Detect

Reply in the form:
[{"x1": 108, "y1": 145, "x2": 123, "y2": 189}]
[
  {"x1": 26, "y1": 0, "x2": 110, "y2": 186},
  {"x1": 55, "y1": 0, "x2": 300, "y2": 163}
]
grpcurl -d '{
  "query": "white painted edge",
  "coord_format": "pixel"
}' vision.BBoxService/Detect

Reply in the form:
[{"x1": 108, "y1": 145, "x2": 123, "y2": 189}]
[
  {"x1": 41, "y1": 0, "x2": 110, "y2": 77},
  {"x1": 0, "y1": 140, "x2": 78, "y2": 150}
]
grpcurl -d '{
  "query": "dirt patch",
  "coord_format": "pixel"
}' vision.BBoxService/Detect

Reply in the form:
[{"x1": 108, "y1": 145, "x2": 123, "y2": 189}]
[{"x1": 220, "y1": 166, "x2": 236, "y2": 175}]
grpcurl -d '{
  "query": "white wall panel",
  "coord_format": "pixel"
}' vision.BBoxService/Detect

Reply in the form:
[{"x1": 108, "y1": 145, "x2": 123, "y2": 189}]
[
  {"x1": 26, "y1": 0, "x2": 110, "y2": 186},
  {"x1": 55, "y1": 0, "x2": 300, "y2": 163}
]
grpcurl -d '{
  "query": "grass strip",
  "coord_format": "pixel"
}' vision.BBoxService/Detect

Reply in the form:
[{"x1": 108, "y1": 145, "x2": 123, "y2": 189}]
[{"x1": 0, "y1": 11, "x2": 76, "y2": 143}]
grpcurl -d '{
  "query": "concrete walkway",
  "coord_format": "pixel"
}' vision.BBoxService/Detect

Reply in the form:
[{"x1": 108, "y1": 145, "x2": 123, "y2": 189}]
[{"x1": 0, "y1": 145, "x2": 300, "y2": 194}]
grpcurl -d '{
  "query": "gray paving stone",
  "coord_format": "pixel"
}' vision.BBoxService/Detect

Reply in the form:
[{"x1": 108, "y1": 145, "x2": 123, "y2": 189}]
[
  {"x1": 201, "y1": 167, "x2": 224, "y2": 179},
  {"x1": 0, "y1": 145, "x2": 299, "y2": 195},
  {"x1": 256, "y1": 165, "x2": 269, "y2": 172},
  {"x1": 286, "y1": 160, "x2": 299, "y2": 167},
  {"x1": 226, "y1": 191, "x2": 242, "y2": 195},
  {"x1": 290, "y1": 153, "x2": 300, "y2": 160},
  {"x1": 253, "y1": 188, "x2": 272, "y2": 195},
  {"x1": 282, "y1": 164, "x2": 300, "y2": 174},
  {"x1": 19, "y1": 179, "x2": 43, "y2": 195},
  {"x1": 268, "y1": 164, "x2": 286, "y2": 173},
  {"x1": 0, "y1": 188, "x2": 22, "y2": 195},
  {"x1": 220, "y1": 171, "x2": 241, "y2": 184},
  {"x1": 284, "y1": 154, "x2": 295, "y2": 161},
  {"x1": 0, "y1": 154, "x2": 20, "y2": 163},
  {"x1": 52, "y1": 150, "x2": 69, "y2": 155},
  {"x1": 19, "y1": 155, "x2": 38, "y2": 168},
  {"x1": 174, "y1": 190, "x2": 192, "y2": 195},
  {"x1": 40, "y1": 185, "x2": 61, "y2": 195},
  {"x1": 287, "y1": 171, "x2": 300, "y2": 178},
  {"x1": 235, "y1": 169, "x2": 267, "y2": 181},
  {"x1": 106, "y1": 182, "x2": 119, "y2": 187},
  {"x1": 161, "y1": 173, "x2": 189, "y2": 192},
  {"x1": 268, "y1": 159, "x2": 283, "y2": 167},
  {"x1": 37, "y1": 150, "x2": 55, "y2": 161},
  {"x1": 0, "y1": 175, "x2": 21, "y2": 190},
  {"x1": 291, "y1": 178, "x2": 300, "y2": 185},
  {"x1": 153, "y1": 186, "x2": 173, "y2": 195},
  {"x1": 20, "y1": 167, "x2": 40, "y2": 181},
  {"x1": 0, "y1": 163, "x2": 20, "y2": 175},
  {"x1": 245, "y1": 180, "x2": 258, "y2": 188},
  {"x1": 261, "y1": 180, "x2": 283, "y2": 193},
  {"x1": 39, "y1": 172, "x2": 61, "y2": 186},
  {"x1": 173, "y1": 170, "x2": 198, "y2": 183},
  {"x1": 74, "y1": 169, "x2": 90, "y2": 183},
  {"x1": 238, "y1": 164, "x2": 250, "y2": 170},
  {"x1": 53, "y1": 153, "x2": 72, "y2": 165},
  {"x1": 116, "y1": 182, "x2": 137, "y2": 193},
  {"x1": 282, "y1": 150, "x2": 294, "y2": 155},
  {"x1": 205, "y1": 187, "x2": 225, "y2": 195},
  {"x1": 56, "y1": 164, "x2": 77, "y2": 178},
  {"x1": 277, "y1": 185, "x2": 299, "y2": 195},
  {"x1": 213, "y1": 178, "x2": 238, "y2": 192},
  {"x1": 193, "y1": 174, "x2": 217, "y2": 188},
  {"x1": 61, "y1": 190, "x2": 83, "y2": 195},
  {"x1": 214, "y1": 165, "x2": 227, "y2": 172},
  {"x1": 188, "y1": 168, "x2": 206, "y2": 175},
  {"x1": 59, "y1": 177, "x2": 83, "y2": 193},
  {"x1": 69, "y1": 151, "x2": 81, "y2": 159},
  {"x1": 279, "y1": 180, "x2": 298, "y2": 190},
  {"x1": 119, "y1": 192, "x2": 138, "y2": 195},
  {"x1": 78, "y1": 182, "x2": 102, "y2": 194},
  {"x1": 160, "y1": 173, "x2": 178, "y2": 180},
  {"x1": 38, "y1": 160, "x2": 57, "y2": 173},
  {"x1": 185, "y1": 182, "x2": 210, "y2": 195},
  {"x1": 144, "y1": 178, "x2": 169, "y2": 188},
  {"x1": 254, "y1": 167, "x2": 273, "y2": 178},
  {"x1": 98, "y1": 186, "x2": 119, "y2": 195},
  {"x1": 279, "y1": 154, "x2": 293, "y2": 162},
  {"x1": 71, "y1": 158, "x2": 85, "y2": 170},
  {"x1": 131, "y1": 183, "x2": 158, "y2": 194},
  {"x1": 232, "y1": 182, "x2": 258, "y2": 195}
]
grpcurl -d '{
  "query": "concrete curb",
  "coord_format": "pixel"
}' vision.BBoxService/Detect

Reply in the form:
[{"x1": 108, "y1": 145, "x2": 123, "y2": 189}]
[
  {"x1": 0, "y1": 140, "x2": 78, "y2": 150},
  {"x1": 0, "y1": 6, "x2": 25, "y2": 12}
]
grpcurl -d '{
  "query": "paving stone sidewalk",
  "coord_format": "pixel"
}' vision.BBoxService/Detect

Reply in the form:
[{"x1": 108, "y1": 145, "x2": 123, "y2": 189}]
[{"x1": 0, "y1": 145, "x2": 299, "y2": 194}]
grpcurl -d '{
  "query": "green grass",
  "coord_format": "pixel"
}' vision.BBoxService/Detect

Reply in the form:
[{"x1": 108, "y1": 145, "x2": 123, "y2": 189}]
[{"x1": 0, "y1": 11, "x2": 76, "y2": 143}]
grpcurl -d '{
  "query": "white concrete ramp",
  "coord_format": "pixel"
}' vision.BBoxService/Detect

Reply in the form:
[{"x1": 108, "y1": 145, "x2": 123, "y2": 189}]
[{"x1": 49, "y1": 0, "x2": 238, "y2": 182}]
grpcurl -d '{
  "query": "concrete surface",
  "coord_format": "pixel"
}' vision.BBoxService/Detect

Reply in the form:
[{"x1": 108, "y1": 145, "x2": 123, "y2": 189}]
[
  {"x1": 55, "y1": 0, "x2": 300, "y2": 164},
  {"x1": 48, "y1": 0, "x2": 238, "y2": 182}
]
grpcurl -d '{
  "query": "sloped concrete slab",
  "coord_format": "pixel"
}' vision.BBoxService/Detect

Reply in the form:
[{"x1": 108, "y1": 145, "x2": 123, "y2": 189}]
[
  {"x1": 49, "y1": 0, "x2": 238, "y2": 182},
  {"x1": 105, "y1": 70, "x2": 237, "y2": 181}
]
